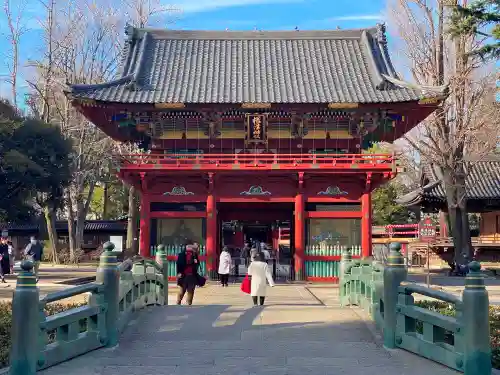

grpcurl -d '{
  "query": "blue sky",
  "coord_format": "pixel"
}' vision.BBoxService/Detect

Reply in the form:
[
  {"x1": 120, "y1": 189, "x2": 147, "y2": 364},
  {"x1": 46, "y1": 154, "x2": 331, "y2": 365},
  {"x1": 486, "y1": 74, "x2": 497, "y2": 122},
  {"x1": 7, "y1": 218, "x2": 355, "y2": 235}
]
[{"x1": 0, "y1": 0, "x2": 389, "y2": 103}]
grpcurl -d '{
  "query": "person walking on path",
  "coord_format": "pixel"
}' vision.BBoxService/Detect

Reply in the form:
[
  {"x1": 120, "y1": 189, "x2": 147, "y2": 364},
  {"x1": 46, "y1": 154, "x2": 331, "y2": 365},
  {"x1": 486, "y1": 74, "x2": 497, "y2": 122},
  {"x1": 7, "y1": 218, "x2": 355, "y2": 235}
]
[
  {"x1": 249, "y1": 247, "x2": 260, "y2": 262},
  {"x1": 0, "y1": 238, "x2": 10, "y2": 283},
  {"x1": 247, "y1": 252, "x2": 275, "y2": 306},
  {"x1": 218, "y1": 246, "x2": 232, "y2": 287},
  {"x1": 24, "y1": 236, "x2": 43, "y2": 282},
  {"x1": 7, "y1": 241, "x2": 14, "y2": 273},
  {"x1": 241, "y1": 242, "x2": 251, "y2": 266},
  {"x1": 176, "y1": 244, "x2": 200, "y2": 305}
]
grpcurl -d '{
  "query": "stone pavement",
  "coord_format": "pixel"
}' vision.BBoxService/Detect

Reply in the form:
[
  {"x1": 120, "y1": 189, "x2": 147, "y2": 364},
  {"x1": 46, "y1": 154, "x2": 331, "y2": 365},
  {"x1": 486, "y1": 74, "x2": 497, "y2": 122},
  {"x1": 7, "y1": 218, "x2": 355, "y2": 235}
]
[{"x1": 39, "y1": 285, "x2": 458, "y2": 375}]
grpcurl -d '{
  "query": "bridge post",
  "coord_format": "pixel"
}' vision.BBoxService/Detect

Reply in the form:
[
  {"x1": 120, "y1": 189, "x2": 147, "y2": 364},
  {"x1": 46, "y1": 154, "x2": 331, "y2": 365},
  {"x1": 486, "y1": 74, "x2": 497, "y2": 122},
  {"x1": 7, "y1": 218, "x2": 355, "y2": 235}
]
[
  {"x1": 383, "y1": 242, "x2": 407, "y2": 349},
  {"x1": 9, "y1": 261, "x2": 39, "y2": 375},
  {"x1": 96, "y1": 242, "x2": 119, "y2": 347},
  {"x1": 462, "y1": 261, "x2": 491, "y2": 375},
  {"x1": 155, "y1": 244, "x2": 169, "y2": 305},
  {"x1": 339, "y1": 248, "x2": 352, "y2": 306}
]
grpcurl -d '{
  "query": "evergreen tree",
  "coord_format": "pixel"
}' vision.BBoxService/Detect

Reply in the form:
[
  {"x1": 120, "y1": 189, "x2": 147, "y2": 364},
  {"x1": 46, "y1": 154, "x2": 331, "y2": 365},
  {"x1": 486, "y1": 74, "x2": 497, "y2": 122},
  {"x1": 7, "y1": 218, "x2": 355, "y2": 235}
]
[{"x1": 448, "y1": 0, "x2": 500, "y2": 60}]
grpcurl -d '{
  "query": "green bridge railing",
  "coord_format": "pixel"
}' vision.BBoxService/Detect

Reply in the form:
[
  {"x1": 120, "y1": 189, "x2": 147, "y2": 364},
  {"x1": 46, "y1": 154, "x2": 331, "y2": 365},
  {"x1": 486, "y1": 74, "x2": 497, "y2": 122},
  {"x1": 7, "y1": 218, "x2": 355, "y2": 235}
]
[
  {"x1": 9, "y1": 242, "x2": 169, "y2": 375},
  {"x1": 340, "y1": 242, "x2": 492, "y2": 375}
]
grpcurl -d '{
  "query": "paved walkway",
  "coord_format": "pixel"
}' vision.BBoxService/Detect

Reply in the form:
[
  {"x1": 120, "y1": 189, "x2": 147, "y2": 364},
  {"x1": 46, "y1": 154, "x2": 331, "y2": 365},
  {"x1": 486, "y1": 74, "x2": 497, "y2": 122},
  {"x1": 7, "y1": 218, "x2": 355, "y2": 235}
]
[{"x1": 39, "y1": 285, "x2": 458, "y2": 375}]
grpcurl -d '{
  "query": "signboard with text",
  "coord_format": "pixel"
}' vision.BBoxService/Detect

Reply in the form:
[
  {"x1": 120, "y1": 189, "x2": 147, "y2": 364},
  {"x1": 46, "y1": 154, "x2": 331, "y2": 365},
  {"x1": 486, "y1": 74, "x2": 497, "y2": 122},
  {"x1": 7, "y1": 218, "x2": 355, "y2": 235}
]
[
  {"x1": 419, "y1": 218, "x2": 436, "y2": 242},
  {"x1": 246, "y1": 113, "x2": 267, "y2": 144}
]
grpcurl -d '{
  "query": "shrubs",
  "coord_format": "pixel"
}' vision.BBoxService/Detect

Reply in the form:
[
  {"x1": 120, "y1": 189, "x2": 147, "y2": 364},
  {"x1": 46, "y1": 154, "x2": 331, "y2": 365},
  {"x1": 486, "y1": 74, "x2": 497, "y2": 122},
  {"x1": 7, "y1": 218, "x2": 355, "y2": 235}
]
[
  {"x1": 415, "y1": 300, "x2": 500, "y2": 369},
  {"x1": 0, "y1": 300, "x2": 87, "y2": 368}
]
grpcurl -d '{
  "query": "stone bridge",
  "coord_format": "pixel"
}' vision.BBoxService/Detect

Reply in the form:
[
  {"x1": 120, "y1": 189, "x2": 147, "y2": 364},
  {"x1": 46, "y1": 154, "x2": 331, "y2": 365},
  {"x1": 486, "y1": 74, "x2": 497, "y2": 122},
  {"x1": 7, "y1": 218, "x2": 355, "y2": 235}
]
[{"x1": 7, "y1": 243, "x2": 492, "y2": 375}]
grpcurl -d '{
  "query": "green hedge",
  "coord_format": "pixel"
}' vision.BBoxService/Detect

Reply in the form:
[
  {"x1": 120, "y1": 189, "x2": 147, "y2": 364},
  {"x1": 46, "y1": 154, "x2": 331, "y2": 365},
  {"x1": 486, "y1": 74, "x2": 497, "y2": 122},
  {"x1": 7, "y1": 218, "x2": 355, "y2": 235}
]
[
  {"x1": 415, "y1": 300, "x2": 500, "y2": 369},
  {"x1": 0, "y1": 301, "x2": 87, "y2": 368}
]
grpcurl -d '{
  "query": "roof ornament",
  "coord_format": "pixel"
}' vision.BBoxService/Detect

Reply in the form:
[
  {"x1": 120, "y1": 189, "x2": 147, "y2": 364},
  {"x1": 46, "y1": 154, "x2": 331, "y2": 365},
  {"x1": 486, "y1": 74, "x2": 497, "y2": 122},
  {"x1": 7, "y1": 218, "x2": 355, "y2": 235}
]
[
  {"x1": 375, "y1": 23, "x2": 387, "y2": 45},
  {"x1": 125, "y1": 24, "x2": 135, "y2": 42}
]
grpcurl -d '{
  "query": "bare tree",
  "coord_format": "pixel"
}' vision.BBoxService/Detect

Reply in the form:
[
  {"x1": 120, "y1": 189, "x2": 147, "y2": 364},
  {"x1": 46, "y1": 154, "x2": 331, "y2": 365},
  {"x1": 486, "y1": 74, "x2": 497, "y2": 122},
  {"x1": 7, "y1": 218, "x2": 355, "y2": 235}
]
[
  {"x1": 26, "y1": 0, "x2": 122, "y2": 261},
  {"x1": 124, "y1": 0, "x2": 182, "y2": 28},
  {"x1": 114, "y1": 0, "x2": 182, "y2": 254},
  {"x1": 2, "y1": 0, "x2": 28, "y2": 107},
  {"x1": 387, "y1": 0, "x2": 500, "y2": 264}
]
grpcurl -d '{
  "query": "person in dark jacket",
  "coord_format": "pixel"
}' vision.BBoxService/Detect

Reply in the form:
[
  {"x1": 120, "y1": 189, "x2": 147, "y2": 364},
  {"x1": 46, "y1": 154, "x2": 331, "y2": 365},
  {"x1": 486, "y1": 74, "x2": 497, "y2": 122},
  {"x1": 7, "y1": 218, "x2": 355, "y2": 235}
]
[
  {"x1": 0, "y1": 238, "x2": 10, "y2": 283},
  {"x1": 176, "y1": 244, "x2": 200, "y2": 305},
  {"x1": 241, "y1": 242, "x2": 251, "y2": 266},
  {"x1": 24, "y1": 236, "x2": 43, "y2": 282}
]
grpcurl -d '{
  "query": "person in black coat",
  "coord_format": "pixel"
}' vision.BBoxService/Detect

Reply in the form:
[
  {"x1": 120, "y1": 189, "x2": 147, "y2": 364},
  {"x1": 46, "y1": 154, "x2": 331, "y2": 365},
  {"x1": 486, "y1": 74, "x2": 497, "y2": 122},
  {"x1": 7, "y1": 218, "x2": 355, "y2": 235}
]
[
  {"x1": 176, "y1": 244, "x2": 201, "y2": 305},
  {"x1": 0, "y1": 238, "x2": 11, "y2": 283}
]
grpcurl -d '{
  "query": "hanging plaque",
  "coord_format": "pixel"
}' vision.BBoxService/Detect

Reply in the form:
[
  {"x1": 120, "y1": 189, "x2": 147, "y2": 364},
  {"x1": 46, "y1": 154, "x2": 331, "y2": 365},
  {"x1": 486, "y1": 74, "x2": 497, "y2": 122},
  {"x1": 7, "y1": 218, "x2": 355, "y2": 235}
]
[{"x1": 246, "y1": 113, "x2": 267, "y2": 144}]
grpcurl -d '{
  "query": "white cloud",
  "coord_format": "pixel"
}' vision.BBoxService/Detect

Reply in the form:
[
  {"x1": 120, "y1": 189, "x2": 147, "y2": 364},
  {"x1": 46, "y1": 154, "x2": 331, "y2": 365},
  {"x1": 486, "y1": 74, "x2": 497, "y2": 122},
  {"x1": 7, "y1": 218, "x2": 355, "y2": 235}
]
[
  {"x1": 328, "y1": 14, "x2": 384, "y2": 21},
  {"x1": 172, "y1": 0, "x2": 303, "y2": 14}
]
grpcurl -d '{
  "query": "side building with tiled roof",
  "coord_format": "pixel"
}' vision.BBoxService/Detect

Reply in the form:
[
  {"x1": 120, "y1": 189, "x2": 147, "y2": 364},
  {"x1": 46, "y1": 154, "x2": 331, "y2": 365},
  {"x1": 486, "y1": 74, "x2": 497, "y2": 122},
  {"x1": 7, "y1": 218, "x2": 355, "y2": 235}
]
[{"x1": 396, "y1": 157, "x2": 500, "y2": 240}]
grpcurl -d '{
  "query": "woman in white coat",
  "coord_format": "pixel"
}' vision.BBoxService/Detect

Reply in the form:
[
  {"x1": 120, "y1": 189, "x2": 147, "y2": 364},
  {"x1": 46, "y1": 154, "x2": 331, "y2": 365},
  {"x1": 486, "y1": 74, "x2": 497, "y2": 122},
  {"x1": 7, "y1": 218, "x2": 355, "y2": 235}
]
[
  {"x1": 218, "y1": 246, "x2": 232, "y2": 287},
  {"x1": 247, "y1": 252, "x2": 275, "y2": 306}
]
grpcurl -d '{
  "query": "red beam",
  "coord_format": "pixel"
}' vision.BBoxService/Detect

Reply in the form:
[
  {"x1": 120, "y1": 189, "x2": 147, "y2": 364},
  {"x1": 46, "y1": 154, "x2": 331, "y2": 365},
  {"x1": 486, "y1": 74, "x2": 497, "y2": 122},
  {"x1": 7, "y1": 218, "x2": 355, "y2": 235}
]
[
  {"x1": 306, "y1": 197, "x2": 360, "y2": 203},
  {"x1": 305, "y1": 211, "x2": 362, "y2": 219},
  {"x1": 218, "y1": 197, "x2": 294, "y2": 203},
  {"x1": 119, "y1": 153, "x2": 395, "y2": 173}
]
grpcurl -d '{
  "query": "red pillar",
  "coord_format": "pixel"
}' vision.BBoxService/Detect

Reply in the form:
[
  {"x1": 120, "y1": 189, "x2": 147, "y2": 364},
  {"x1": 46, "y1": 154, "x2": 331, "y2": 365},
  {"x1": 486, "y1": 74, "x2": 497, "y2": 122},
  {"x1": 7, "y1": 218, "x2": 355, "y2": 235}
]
[
  {"x1": 139, "y1": 194, "x2": 150, "y2": 257},
  {"x1": 294, "y1": 193, "x2": 305, "y2": 280},
  {"x1": 206, "y1": 194, "x2": 217, "y2": 279},
  {"x1": 361, "y1": 193, "x2": 372, "y2": 257}
]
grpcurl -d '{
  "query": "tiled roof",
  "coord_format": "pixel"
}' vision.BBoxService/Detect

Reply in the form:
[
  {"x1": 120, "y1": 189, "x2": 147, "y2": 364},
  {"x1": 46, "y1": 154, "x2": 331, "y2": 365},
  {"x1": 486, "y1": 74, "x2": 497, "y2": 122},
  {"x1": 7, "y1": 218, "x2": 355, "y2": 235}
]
[
  {"x1": 396, "y1": 158, "x2": 500, "y2": 206},
  {"x1": 2, "y1": 221, "x2": 127, "y2": 233},
  {"x1": 68, "y1": 25, "x2": 447, "y2": 105}
]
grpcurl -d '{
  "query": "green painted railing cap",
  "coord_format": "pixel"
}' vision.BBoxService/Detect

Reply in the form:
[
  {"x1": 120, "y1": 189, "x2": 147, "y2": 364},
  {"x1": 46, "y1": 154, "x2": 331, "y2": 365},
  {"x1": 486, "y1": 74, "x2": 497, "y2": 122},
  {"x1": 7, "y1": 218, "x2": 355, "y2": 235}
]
[
  {"x1": 20, "y1": 260, "x2": 34, "y2": 271},
  {"x1": 103, "y1": 241, "x2": 115, "y2": 252},
  {"x1": 465, "y1": 260, "x2": 485, "y2": 288}
]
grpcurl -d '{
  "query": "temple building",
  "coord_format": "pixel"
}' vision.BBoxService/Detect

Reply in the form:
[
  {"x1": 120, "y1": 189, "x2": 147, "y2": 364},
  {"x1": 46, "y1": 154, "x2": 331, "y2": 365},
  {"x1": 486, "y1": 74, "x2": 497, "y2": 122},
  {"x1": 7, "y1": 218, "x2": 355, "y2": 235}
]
[
  {"x1": 397, "y1": 157, "x2": 500, "y2": 261},
  {"x1": 67, "y1": 24, "x2": 446, "y2": 281}
]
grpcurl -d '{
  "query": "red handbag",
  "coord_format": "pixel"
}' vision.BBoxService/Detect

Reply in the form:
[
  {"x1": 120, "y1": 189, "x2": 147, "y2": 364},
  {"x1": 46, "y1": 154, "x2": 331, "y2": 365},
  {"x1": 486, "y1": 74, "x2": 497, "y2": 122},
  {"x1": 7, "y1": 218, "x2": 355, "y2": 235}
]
[{"x1": 240, "y1": 275, "x2": 251, "y2": 294}]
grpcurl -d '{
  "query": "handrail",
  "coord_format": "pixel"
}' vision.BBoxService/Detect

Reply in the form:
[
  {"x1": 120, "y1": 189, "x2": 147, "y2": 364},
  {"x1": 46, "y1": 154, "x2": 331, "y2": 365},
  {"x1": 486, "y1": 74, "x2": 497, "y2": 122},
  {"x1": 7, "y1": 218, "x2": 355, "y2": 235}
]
[
  {"x1": 120, "y1": 153, "x2": 394, "y2": 165},
  {"x1": 398, "y1": 283, "x2": 462, "y2": 305},
  {"x1": 39, "y1": 283, "x2": 102, "y2": 305},
  {"x1": 9, "y1": 242, "x2": 170, "y2": 375},
  {"x1": 339, "y1": 243, "x2": 492, "y2": 374}
]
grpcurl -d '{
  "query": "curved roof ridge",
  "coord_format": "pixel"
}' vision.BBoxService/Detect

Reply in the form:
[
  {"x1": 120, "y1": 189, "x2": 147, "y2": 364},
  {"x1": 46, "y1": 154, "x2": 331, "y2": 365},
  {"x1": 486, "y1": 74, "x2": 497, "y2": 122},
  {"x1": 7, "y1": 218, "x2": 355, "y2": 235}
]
[
  {"x1": 131, "y1": 26, "x2": 378, "y2": 41},
  {"x1": 70, "y1": 74, "x2": 135, "y2": 92},
  {"x1": 360, "y1": 30, "x2": 385, "y2": 89},
  {"x1": 382, "y1": 74, "x2": 449, "y2": 96}
]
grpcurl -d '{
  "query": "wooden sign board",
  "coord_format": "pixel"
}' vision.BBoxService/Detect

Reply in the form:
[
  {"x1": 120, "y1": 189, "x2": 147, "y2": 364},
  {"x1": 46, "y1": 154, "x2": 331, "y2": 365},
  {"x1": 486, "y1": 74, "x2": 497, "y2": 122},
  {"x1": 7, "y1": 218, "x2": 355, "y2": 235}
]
[
  {"x1": 419, "y1": 218, "x2": 436, "y2": 242},
  {"x1": 245, "y1": 113, "x2": 267, "y2": 144}
]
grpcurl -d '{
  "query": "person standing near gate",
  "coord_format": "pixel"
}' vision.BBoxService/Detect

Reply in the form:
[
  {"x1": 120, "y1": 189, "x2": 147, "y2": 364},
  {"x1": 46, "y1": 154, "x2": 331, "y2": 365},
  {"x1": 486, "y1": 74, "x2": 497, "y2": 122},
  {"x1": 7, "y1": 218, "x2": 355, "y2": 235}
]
[
  {"x1": 176, "y1": 244, "x2": 200, "y2": 305},
  {"x1": 218, "y1": 246, "x2": 232, "y2": 287},
  {"x1": 247, "y1": 252, "x2": 274, "y2": 306}
]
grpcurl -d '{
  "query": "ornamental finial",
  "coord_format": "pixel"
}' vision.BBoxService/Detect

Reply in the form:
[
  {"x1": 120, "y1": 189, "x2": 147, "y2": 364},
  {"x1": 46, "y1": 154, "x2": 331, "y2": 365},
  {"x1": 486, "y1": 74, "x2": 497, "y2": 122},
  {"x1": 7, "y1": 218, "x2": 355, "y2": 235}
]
[{"x1": 376, "y1": 23, "x2": 387, "y2": 45}]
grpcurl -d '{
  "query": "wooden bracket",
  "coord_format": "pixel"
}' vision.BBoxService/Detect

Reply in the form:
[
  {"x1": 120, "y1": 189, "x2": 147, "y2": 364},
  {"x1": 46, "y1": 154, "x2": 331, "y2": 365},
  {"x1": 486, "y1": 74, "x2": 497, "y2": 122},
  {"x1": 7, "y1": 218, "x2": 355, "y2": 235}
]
[
  {"x1": 291, "y1": 113, "x2": 310, "y2": 138},
  {"x1": 201, "y1": 111, "x2": 222, "y2": 138}
]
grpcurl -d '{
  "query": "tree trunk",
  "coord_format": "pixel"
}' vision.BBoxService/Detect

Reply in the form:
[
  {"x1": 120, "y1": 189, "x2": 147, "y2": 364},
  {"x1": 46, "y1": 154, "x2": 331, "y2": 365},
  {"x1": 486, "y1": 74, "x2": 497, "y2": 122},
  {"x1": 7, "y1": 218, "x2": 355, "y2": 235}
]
[
  {"x1": 44, "y1": 205, "x2": 59, "y2": 264},
  {"x1": 66, "y1": 190, "x2": 76, "y2": 262},
  {"x1": 73, "y1": 182, "x2": 96, "y2": 262},
  {"x1": 443, "y1": 167, "x2": 473, "y2": 265},
  {"x1": 126, "y1": 185, "x2": 139, "y2": 254},
  {"x1": 102, "y1": 181, "x2": 109, "y2": 219}
]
